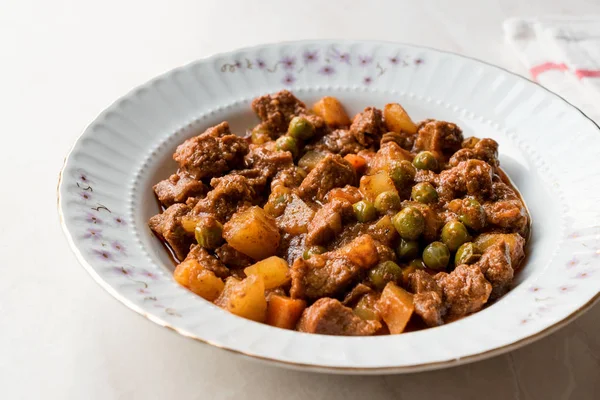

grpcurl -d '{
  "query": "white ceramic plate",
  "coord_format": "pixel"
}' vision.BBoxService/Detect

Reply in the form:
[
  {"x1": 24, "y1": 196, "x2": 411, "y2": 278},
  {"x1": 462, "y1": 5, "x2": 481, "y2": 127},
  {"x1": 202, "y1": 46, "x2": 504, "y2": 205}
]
[{"x1": 58, "y1": 40, "x2": 600, "y2": 374}]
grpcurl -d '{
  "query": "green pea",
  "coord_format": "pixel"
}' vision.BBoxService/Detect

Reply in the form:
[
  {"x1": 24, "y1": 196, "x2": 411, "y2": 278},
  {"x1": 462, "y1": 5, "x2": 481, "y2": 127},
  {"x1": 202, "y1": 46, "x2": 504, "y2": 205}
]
[
  {"x1": 396, "y1": 238, "x2": 419, "y2": 260},
  {"x1": 408, "y1": 258, "x2": 426, "y2": 269},
  {"x1": 392, "y1": 206, "x2": 425, "y2": 240},
  {"x1": 374, "y1": 191, "x2": 402, "y2": 214},
  {"x1": 369, "y1": 261, "x2": 403, "y2": 291},
  {"x1": 441, "y1": 220, "x2": 471, "y2": 251},
  {"x1": 455, "y1": 242, "x2": 481, "y2": 265},
  {"x1": 287, "y1": 116, "x2": 315, "y2": 140},
  {"x1": 459, "y1": 198, "x2": 486, "y2": 230},
  {"x1": 275, "y1": 135, "x2": 299, "y2": 158},
  {"x1": 389, "y1": 160, "x2": 416, "y2": 188},
  {"x1": 411, "y1": 182, "x2": 438, "y2": 204},
  {"x1": 194, "y1": 220, "x2": 223, "y2": 250},
  {"x1": 303, "y1": 246, "x2": 326, "y2": 260},
  {"x1": 413, "y1": 151, "x2": 439, "y2": 171},
  {"x1": 422, "y1": 241, "x2": 450, "y2": 270},
  {"x1": 353, "y1": 200, "x2": 377, "y2": 222},
  {"x1": 251, "y1": 126, "x2": 271, "y2": 144}
]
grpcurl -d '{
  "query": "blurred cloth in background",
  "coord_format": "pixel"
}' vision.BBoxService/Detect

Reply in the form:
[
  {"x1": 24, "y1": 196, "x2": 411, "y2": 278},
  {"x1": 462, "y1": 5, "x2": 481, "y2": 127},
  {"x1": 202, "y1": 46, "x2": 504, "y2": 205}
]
[{"x1": 504, "y1": 16, "x2": 600, "y2": 122}]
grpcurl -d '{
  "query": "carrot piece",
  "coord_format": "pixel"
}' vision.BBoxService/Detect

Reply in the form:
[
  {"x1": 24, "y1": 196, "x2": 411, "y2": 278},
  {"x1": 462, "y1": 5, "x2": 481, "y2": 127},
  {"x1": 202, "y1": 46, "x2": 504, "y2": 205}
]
[
  {"x1": 266, "y1": 294, "x2": 307, "y2": 330},
  {"x1": 344, "y1": 154, "x2": 367, "y2": 175}
]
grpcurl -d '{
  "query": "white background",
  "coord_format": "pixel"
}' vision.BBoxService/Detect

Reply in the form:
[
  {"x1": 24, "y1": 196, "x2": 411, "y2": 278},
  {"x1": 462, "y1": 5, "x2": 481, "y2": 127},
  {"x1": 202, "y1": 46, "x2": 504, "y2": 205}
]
[{"x1": 1, "y1": 0, "x2": 599, "y2": 399}]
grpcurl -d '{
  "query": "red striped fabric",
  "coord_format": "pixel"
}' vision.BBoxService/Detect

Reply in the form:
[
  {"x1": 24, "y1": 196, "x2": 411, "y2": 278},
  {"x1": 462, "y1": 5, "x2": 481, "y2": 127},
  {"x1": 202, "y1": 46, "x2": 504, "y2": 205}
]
[{"x1": 529, "y1": 62, "x2": 568, "y2": 81}]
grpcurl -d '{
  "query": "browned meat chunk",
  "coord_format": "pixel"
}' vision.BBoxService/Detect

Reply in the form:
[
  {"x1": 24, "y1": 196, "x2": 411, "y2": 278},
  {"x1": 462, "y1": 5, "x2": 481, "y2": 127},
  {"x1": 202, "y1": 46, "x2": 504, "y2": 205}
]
[
  {"x1": 296, "y1": 298, "x2": 381, "y2": 336},
  {"x1": 484, "y1": 182, "x2": 529, "y2": 235},
  {"x1": 311, "y1": 129, "x2": 366, "y2": 156},
  {"x1": 277, "y1": 232, "x2": 306, "y2": 265},
  {"x1": 349, "y1": 107, "x2": 385, "y2": 148},
  {"x1": 173, "y1": 122, "x2": 248, "y2": 179},
  {"x1": 374, "y1": 240, "x2": 397, "y2": 262},
  {"x1": 414, "y1": 120, "x2": 463, "y2": 155},
  {"x1": 251, "y1": 90, "x2": 308, "y2": 133},
  {"x1": 436, "y1": 264, "x2": 492, "y2": 318},
  {"x1": 244, "y1": 143, "x2": 294, "y2": 179},
  {"x1": 184, "y1": 244, "x2": 230, "y2": 278},
  {"x1": 450, "y1": 138, "x2": 499, "y2": 169},
  {"x1": 211, "y1": 168, "x2": 267, "y2": 193},
  {"x1": 445, "y1": 197, "x2": 487, "y2": 230},
  {"x1": 476, "y1": 241, "x2": 514, "y2": 298},
  {"x1": 380, "y1": 131, "x2": 415, "y2": 151},
  {"x1": 192, "y1": 174, "x2": 256, "y2": 222},
  {"x1": 290, "y1": 235, "x2": 379, "y2": 300},
  {"x1": 408, "y1": 270, "x2": 445, "y2": 326},
  {"x1": 153, "y1": 172, "x2": 207, "y2": 207},
  {"x1": 215, "y1": 243, "x2": 253, "y2": 270},
  {"x1": 342, "y1": 283, "x2": 374, "y2": 306},
  {"x1": 148, "y1": 203, "x2": 193, "y2": 261},
  {"x1": 299, "y1": 154, "x2": 356, "y2": 202},
  {"x1": 305, "y1": 198, "x2": 353, "y2": 246},
  {"x1": 438, "y1": 159, "x2": 494, "y2": 201},
  {"x1": 271, "y1": 166, "x2": 306, "y2": 190}
]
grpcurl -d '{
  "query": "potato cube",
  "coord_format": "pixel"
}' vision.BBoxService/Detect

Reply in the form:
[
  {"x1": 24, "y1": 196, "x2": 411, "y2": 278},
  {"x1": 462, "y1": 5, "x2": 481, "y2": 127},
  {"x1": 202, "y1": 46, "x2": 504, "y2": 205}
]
[
  {"x1": 378, "y1": 282, "x2": 414, "y2": 334},
  {"x1": 359, "y1": 172, "x2": 399, "y2": 202},
  {"x1": 223, "y1": 206, "x2": 280, "y2": 260},
  {"x1": 368, "y1": 142, "x2": 413, "y2": 175},
  {"x1": 312, "y1": 96, "x2": 351, "y2": 127},
  {"x1": 244, "y1": 256, "x2": 291, "y2": 290},
  {"x1": 173, "y1": 259, "x2": 225, "y2": 301},
  {"x1": 384, "y1": 103, "x2": 417, "y2": 134},
  {"x1": 215, "y1": 275, "x2": 267, "y2": 322}
]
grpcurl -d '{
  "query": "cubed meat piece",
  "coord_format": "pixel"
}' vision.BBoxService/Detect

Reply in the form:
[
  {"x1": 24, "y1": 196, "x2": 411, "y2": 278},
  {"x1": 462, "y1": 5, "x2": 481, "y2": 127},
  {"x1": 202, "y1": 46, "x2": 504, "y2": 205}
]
[
  {"x1": 312, "y1": 129, "x2": 366, "y2": 156},
  {"x1": 296, "y1": 298, "x2": 381, "y2": 336},
  {"x1": 299, "y1": 154, "x2": 356, "y2": 202},
  {"x1": 305, "y1": 198, "x2": 353, "y2": 246},
  {"x1": 251, "y1": 90, "x2": 308, "y2": 133},
  {"x1": 290, "y1": 235, "x2": 379, "y2": 300},
  {"x1": 277, "y1": 232, "x2": 306, "y2": 266},
  {"x1": 215, "y1": 243, "x2": 254, "y2": 271},
  {"x1": 380, "y1": 131, "x2": 415, "y2": 151},
  {"x1": 276, "y1": 194, "x2": 315, "y2": 235},
  {"x1": 475, "y1": 241, "x2": 514, "y2": 298},
  {"x1": 148, "y1": 203, "x2": 193, "y2": 261},
  {"x1": 438, "y1": 159, "x2": 494, "y2": 201},
  {"x1": 449, "y1": 138, "x2": 499, "y2": 169},
  {"x1": 342, "y1": 283, "x2": 374, "y2": 306},
  {"x1": 211, "y1": 169, "x2": 267, "y2": 193},
  {"x1": 484, "y1": 200, "x2": 529, "y2": 236},
  {"x1": 374, "y1": 240, "x2": 397, "y2": 262},
  {"x1": 184, "y1": 244, "x2": 230, "y2": 279},
  {"x1": 173, "y1": 122, "x2": 248, "y2": 179},
  {"x1": 349, "y1": 107, "x2": 385, "y2": 148},
  {"x1": 244, "y1": 143, "x2": 294, "y2": 179},
  {"x1": 153, "y1": 172, "x2": 207, "y2": 207},
  {"x1": 436, "y1": 264, "x2": 492, "y2": 318},
  {"x1": 271, "y1": 166, "x2": 307, "y2": 190},
  {"x1": 192, "y1": 174, "x2": 257, "y2": 222},
  {"x1": 414, "y1": 120, "x2": 463, "y2": 155},
  {"x1": 408, "y1": 270, "x2": 445, "y2": 327}
]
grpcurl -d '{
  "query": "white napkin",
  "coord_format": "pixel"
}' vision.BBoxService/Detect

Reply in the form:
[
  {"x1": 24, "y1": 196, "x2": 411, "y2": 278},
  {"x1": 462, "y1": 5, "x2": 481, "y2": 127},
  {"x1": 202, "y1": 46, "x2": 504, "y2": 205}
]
[{"x1": 503, "y1": 16, "x2": 600, "y2": 122}]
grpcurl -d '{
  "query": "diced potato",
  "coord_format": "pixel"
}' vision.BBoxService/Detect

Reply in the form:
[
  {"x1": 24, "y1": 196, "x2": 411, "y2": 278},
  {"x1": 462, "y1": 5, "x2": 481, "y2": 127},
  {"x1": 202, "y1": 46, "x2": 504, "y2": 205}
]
[
  {"x1": 359, "y1": 172, "x2": 399, "y2": 202},
  {"x1": 369, "y1": 215, "x2": 398, "y2": 244},
  {"x1": 368, "y1": 142, "x2": 413, "y2": 175},
  {"x1": 298, "y1": 151, "x2": 327, "y2": 172},
  {"x1": 266, "y1": 294, "x2": 306, "y2": 329},
  {"x1": 312, "y1": 96, "x2": 351, "y2": 127},
  {"x1": 353, "y1": 293, "x2": 381, "y2": 321},
  {"x1": 378, "y1": 282, "x2": 414, "y2": 334},
  {"x1": 473, "y1": 233, "x2": 526, "y2": 267},
  {"x1": 215, "y1": 275, "x2": 267, "y2": 322},
  {"x1": 276, "y1": 194, "x2": 315, "y2": 235},
  {"x1": 336, "y1": 234, "x2": 379, "y2": 269},
  {"x1": 223, "y1": 206, "x2": 280, "y2": 260},
  {"x1": 384, "y1": 103, "x2": 417, "y2": 134},
  {"x1": 244, "y1": 256, "x2": 291, "y2": 290},
  {"x1": 181, "y1": 215, "x2": 201, "y2": 233},
  {"x1": 173, "y1": 259, "x2": 225, "y2": 301}
]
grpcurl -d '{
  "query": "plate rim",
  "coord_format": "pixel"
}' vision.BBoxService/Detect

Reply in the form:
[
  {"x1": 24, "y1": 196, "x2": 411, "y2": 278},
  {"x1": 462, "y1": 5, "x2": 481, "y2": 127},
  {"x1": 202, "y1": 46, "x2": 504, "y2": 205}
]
[{"x1": 57, "y1": 39, "x2": 600, "y2": 374}]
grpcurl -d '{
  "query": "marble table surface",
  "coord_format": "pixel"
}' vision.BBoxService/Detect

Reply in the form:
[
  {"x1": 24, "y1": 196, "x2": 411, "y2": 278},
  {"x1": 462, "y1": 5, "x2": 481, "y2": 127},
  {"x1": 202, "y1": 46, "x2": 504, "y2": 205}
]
[{"x1": 0, "y1": 0, "x2": 598, "y2": 398}]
